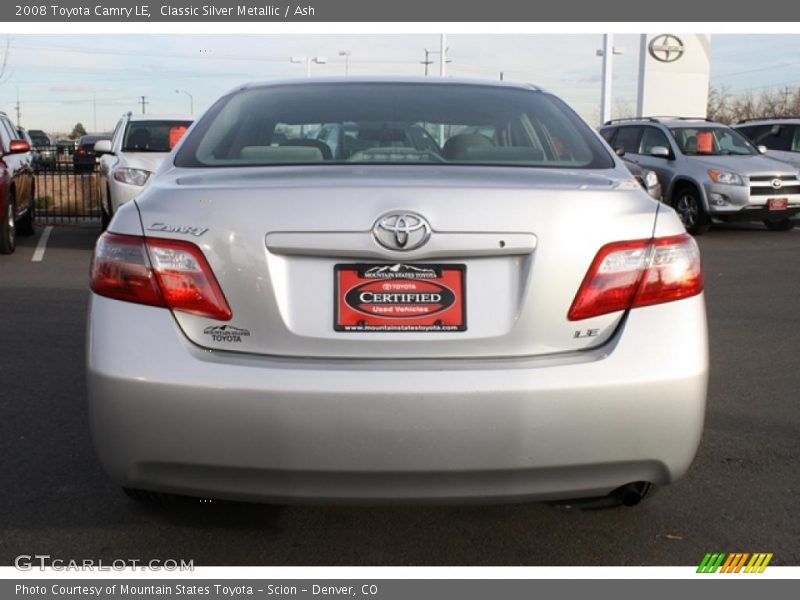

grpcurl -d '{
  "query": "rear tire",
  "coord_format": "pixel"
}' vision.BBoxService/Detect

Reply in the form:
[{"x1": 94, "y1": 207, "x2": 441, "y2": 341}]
[
  {"x1": 763, "y1": 218, "x2": 796, "y2": 231},
  {"x1": 672, "y1": 185, "x2": 710, "y2": 236},
  {"x1": 101, "y1": 186, "x2": 112, "y2": 231},
  {"x1": 17, "y1": 196, "x2": 35, "y2": 236},
  {"x1": 0, "y1": 196, "x2": 16, "y2": 254}
]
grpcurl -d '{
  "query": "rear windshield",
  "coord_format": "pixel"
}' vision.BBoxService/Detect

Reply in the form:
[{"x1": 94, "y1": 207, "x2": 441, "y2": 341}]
[
  {"x1": 123, "y1": 120, "x2": 193, "y2": 153},
  {"x1": 670, "y1": 126, "x2": 758, "y2": 156},
  {"x1": 174, "y1": 83, "x2": 614, "y2": 169}
]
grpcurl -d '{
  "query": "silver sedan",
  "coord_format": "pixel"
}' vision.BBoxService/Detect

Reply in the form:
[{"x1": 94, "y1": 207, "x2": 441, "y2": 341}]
[{"x1": 87, "y1": 78, "x2": 708, "y2": 508}]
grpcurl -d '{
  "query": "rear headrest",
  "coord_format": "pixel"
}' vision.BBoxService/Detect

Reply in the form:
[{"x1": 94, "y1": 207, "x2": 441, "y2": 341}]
[
  {"x1": 442, "y1": 134, "x2": 494, "y2": 160},
  {"x1": 280, "y1": 139, "x2": 333, "y2": 160},
  {"x1": 239, "y1": 146, "x2": 323, "y2": 162}
]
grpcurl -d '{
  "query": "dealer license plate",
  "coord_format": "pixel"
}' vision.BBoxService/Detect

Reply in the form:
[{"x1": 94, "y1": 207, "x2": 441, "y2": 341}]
[
  {"x1": 768, "y1": 198, "x2": 789, "y2": 211},
  {"x1": 334, "y1": 263, "x2": 466, "y2": 332}
]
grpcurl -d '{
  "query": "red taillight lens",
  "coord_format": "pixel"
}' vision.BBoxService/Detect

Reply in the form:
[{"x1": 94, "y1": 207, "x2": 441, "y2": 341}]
[
  {"x1": 90, "y1": 233, "x2": 232, "y2": 321},
  {"x1": 568, "y1": 233, "x2": 703, "y2": 321}
]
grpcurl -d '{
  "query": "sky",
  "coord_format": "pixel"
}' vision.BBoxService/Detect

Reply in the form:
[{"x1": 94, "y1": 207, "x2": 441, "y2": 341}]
[{"x1": 2, "y1": 33, "x2": 800, "y2": 135}]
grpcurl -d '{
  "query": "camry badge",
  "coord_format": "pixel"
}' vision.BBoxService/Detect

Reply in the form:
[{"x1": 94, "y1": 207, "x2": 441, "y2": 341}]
[
  {"x1": 372, "y1": 212, "x2": 431, "y2": 251},
  {"x1": 147, "y1": 223, "x2": 208, "y2": 237}
]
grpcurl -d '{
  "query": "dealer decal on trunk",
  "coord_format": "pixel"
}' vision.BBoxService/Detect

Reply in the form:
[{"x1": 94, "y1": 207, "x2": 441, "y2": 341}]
[{"x1": 203, "y1": 325, "x2": 251, "y2": 343}]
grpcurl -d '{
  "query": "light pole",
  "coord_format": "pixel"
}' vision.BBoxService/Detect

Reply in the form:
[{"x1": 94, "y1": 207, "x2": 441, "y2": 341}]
[
  {"x1": 439, "y1": 33, "x2": 447, "y2": 77},
  {"x1": 422, "y1": 40, "x2": 450, "y2": 77},
  {"x1": 596, "y1": 34, "x2": 624, "y2": 124},
  {"x1": 175, "y1": 89, "x2": 194, "y2": 115},
  {"x1": 338, "y1": 50, "x2": 352, "y2": 76},
  {"x1": 290, "y1": 56, "x2": 328, "y2": 78}
]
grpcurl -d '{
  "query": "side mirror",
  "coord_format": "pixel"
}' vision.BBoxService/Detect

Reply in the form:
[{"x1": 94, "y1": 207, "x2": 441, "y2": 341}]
[
  {"x1": 94, "y1": 140, "x2": 112, "y2": 154},
  {"x1": 650, "y1": 145, "x2": 671, "y2": 158},
  {"x1": 8, "y1": 139, "x2": 30, "y2": 154},
  {"x1": 757, "y1": 145, "x2": 768, "y2": 154},
  {"x1": 614, "y1": 147, "x2": 625, "y2": 158}
]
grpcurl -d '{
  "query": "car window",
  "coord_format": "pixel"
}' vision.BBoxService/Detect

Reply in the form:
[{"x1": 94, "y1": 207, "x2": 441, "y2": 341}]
[
  {"x1": 176, "y1": 83, "x2": 615, "y2": 169},
  {"x1": 0, "y1": 118, "x2": 18, "y2": 151},
  {"x1": 611, "y1": 126, "x2": 643, "y2": 154},
  {"x1": 793, "y1": 126, "x2": 800, "y2": 152},
  {"x1": 736, "y1": 125, "x2": 769, "y2": 144},
  {"x1": 599, "y1": 127, "x2": 617, "y2": 144},
  {"x1": 122, "y1": 120, "x2": 193, "y2": 152},
  {"x1": 639, "y1": 127, "x2": 670, "y2": 155},
  {"x1": 670, "y1": 126, "x2": 757, "y2": 156},
  {"x1": 110, "y1": 119, "x2": 124, "y2": 148},
  {"x1": 753, "y1": 124, "x2": 798, "y2": 152}
]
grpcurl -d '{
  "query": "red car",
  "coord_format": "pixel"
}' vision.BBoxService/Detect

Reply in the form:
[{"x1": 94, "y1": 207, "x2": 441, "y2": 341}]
[{"x1": 0, "y1": 111, "x2": 36, "y2": 254}]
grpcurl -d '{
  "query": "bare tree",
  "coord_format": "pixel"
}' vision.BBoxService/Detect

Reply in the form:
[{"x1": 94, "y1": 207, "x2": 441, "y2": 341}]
[
  {"x1": 612, "y1": 98, "x2": 635, "y2": 121},
  {"x1": 708, "y1": 85, "x2": 800, "y2": 124}
]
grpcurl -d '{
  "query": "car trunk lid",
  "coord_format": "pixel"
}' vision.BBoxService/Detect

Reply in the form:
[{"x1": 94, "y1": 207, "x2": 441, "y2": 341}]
[{"x1": 135, "y1": 165, "x2": 658, "y2": 359}]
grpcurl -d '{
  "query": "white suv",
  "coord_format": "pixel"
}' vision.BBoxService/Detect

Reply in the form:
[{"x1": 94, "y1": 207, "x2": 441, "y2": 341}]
[
  {"x1": 734, "y1": 117, "x2": 800, "y2": 170},
  {"x1": 96, "y1": 113, "x2": 193, "y2": 229}
]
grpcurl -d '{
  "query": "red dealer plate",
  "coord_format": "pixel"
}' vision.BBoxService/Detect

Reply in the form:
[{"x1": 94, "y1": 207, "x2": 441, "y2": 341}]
[
  {"x1": 335, "y1": 264, "x2": 466, "y2": 332},
  {"x1": 768, "y1": 198, "x2": 789, "y2": 211}
]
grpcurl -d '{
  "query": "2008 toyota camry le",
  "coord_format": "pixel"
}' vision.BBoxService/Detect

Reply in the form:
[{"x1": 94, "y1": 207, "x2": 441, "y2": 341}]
[{"x1": 87, "y1": 78, "x2": 708, "y2": 509}]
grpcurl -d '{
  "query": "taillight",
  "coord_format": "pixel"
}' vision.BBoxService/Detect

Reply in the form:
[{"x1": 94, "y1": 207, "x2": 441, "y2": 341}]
[
  {"x1": 568, "y1": 233, "x2": 703, "y2": 321},
  {"x1": 90, "y1": 233, "x2": 232, "y2": 320}
]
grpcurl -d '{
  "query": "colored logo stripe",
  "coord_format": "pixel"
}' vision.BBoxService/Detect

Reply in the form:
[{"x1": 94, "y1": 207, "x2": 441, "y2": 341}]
[
  {"x1": 746, "y1": 553, "x2": 773, "y2": 573},
  {"x1": 697, "y1": 553, "x2": 773, "y2": 573}
]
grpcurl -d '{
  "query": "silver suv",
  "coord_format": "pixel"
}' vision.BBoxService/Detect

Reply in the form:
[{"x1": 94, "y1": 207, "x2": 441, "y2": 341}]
[
  {"x1": 734, "y1": 117, "x2": 800, "y2": 170},
  {"x1": 599, "y1": 117, "x2": 800, "y2": 234}
]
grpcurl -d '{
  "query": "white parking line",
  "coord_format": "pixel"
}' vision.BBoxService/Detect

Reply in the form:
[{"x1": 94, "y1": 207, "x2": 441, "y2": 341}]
[{"x1": 31, "y1": 226, "x2": 53, "y2": 262}]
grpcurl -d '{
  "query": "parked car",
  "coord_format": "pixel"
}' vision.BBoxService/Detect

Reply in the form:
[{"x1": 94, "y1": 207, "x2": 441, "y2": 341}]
[
  {"x1": 73, "y1": 134, "x2": 110, "y2": 173},
  {"x1": 621, "y1": 156, "x2": 662, "y2": 200},
  {"x1": 55, "y1": 138, "x2": 76, "y2": 159},
  {"x1": 88, "y1": 78, "x2": 707, "y2": 508},
  {"x1": 0, "y1": 112, "x2": 35, "y2": 253},
  {"x1": 599, "y1": 117, "x2": 800, "y2": 234},
  {"x1": 96, "y1": 113, "x2": 192, "y2": 229},
  {"x1": 27, "y1": 129, "x2": 55, "y2": 170},
  {"x1": 734, "y1": 117, "x2": 800, "y2": 170},
  {"x1": 14, "y1": 127, "x2": 37, "y2": 177}
]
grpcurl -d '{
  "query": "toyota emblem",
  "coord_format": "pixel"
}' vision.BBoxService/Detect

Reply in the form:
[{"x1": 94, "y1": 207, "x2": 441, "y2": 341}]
[
  {"x1": 771, "y1": 178, "x2": 783, "y2": 190},
  {"x1": 372, "y1": 212, "x2": 431, "y2": 251}
]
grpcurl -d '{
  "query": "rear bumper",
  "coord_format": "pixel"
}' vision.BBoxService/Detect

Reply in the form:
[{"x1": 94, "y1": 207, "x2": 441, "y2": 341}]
[{"x1": 87, "y1": 294, "x2": 708, "y2": 504}]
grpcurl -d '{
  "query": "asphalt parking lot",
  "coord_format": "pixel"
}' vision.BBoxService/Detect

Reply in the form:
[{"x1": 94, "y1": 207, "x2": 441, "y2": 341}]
[{"x1": 1, "y1": 223, "x2": 798, "y2": 566}]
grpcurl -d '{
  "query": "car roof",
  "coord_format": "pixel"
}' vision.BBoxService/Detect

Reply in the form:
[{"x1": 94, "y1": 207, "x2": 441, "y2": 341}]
[
  {"x1": 233, "y1": 76, "x2": 543, "y2": 94},
  {"x1": 126, "y1": 114, "x2": 194, "y2": 122},
  {"x1": 601, "y1": 117, "x2": 727, "y2": 128},
  {"x1": 734, "y1": 117, "x2": 800, "y2": 126}
]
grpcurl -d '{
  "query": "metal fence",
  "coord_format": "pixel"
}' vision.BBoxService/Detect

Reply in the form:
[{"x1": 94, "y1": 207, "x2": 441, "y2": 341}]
[{"x1": 33, "y1": 146, "x2": 102, "y2": 226}]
